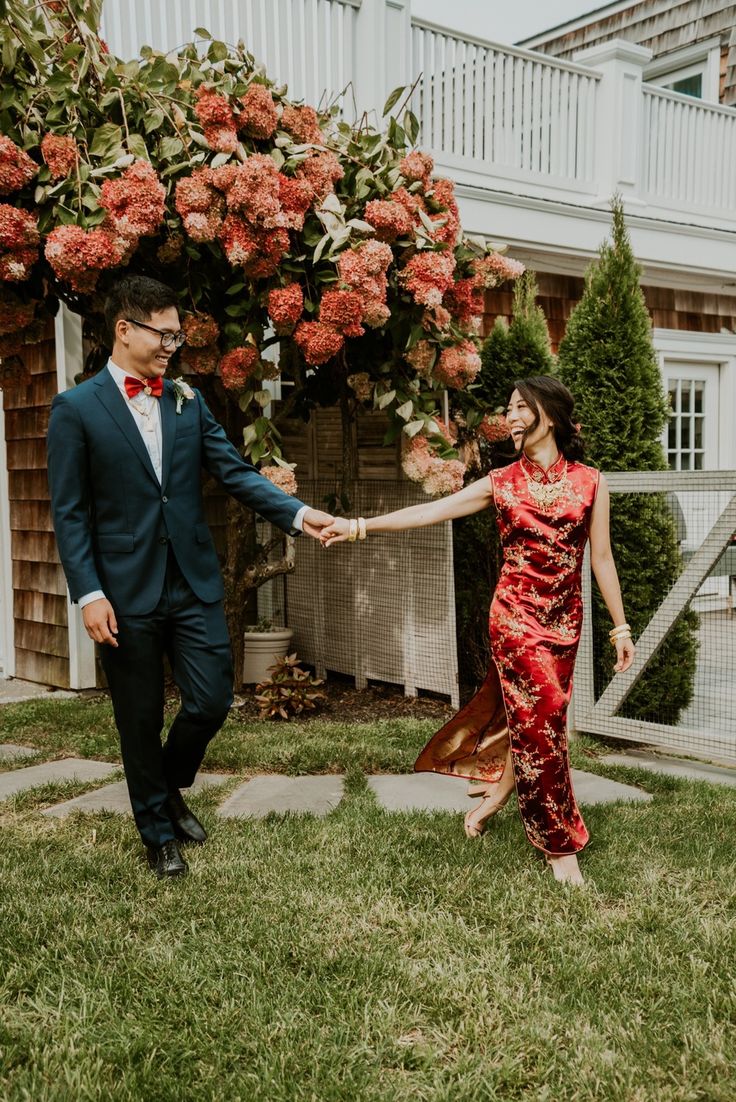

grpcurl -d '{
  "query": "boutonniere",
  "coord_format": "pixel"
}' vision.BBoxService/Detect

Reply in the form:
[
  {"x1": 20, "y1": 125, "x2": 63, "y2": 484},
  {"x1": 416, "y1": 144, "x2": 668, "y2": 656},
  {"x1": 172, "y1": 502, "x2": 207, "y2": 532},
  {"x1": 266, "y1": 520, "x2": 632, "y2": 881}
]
[{"x1": 171, "y1": 377, "x2": 195, "y2": 415}]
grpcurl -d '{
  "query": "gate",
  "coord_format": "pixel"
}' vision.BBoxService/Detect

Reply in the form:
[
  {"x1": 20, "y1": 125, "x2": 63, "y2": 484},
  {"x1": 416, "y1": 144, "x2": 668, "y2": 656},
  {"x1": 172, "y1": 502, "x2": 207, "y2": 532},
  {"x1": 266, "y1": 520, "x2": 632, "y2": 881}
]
[{"x1": 573, "y1": 470, "x2": 736, "y2": 763}]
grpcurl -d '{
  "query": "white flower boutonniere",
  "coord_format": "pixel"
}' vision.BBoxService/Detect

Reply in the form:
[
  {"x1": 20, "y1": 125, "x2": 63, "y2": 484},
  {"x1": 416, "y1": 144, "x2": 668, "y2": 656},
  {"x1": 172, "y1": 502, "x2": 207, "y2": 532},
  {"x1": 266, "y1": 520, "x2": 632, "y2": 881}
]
[{"x1": 171, "y1": 377, "x2": 195, "y2": 415}]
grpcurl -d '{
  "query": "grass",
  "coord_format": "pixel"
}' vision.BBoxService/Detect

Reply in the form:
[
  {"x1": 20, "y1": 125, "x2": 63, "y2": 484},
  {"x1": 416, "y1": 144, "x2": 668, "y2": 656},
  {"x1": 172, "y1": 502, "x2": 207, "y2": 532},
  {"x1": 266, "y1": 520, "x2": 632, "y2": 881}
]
[{"x1": 1, "y1": 698, "x2": 735, "y2": 1101}]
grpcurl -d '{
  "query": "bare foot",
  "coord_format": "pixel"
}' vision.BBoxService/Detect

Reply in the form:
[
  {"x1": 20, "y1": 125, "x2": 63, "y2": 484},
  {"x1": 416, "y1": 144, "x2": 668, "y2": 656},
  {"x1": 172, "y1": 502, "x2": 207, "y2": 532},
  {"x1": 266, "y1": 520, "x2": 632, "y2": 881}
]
[
  {"x1": 464, "y1": 795, "x2": 507, "y2": 839},
  {"x1": 546, "y1": 854, "x2": 585, "y2": 886}
]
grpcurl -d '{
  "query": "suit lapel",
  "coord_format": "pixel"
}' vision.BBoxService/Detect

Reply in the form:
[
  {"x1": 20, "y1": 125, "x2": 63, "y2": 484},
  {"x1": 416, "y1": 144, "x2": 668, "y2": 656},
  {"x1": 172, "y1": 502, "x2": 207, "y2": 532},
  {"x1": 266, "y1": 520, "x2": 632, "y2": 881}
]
[
  {"x1": 93, "y1": 369, "x2": 160, "y2": 487},
  {"x1": 160, "y1": 381, "x2": 177, "y2": 491}
]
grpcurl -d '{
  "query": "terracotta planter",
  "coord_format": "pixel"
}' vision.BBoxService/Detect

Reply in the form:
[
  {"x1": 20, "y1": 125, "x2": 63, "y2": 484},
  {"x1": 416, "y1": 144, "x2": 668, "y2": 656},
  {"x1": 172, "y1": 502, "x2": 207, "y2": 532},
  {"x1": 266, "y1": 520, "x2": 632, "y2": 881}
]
[{"x1": 242, "y1": 628, "x2": 293, "y2": 685}]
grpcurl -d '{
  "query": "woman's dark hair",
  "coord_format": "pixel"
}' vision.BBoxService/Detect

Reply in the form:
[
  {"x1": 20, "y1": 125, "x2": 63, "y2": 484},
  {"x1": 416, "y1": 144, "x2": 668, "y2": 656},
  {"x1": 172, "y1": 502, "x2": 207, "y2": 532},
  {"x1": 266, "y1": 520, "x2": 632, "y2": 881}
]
[
  {"x1": 508, "y1": 375, "x2": 585, "y2": 461},
  {"x1": 103, "y1": 275, "x2": 179, "y2": 345}
]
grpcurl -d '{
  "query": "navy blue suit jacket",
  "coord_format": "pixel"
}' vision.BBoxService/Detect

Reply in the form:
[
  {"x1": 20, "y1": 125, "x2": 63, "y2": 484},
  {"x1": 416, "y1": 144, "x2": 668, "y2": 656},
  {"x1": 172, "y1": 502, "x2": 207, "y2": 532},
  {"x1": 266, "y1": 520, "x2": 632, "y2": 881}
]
[{"x1": 47, "y1": 369, "x2": 307, "y2": 615}]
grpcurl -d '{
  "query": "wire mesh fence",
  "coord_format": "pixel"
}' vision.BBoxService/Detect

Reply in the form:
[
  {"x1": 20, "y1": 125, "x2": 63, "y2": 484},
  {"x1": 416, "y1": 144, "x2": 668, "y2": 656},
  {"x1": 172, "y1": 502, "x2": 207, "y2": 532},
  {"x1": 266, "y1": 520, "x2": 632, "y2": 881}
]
[
  {"x1": 573, "y1": 471, "x2": 736, "y2": 763},
  {"x1": 256, "y1": 480, "x2": 461, "y2": 708}
]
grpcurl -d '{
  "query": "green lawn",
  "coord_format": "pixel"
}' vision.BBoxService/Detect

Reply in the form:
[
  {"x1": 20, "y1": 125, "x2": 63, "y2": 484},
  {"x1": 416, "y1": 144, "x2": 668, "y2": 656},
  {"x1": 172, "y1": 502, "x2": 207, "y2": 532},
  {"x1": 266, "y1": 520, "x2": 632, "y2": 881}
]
[{"x1": 1, "y1": 698, "x2": 735, "y2": 1101}]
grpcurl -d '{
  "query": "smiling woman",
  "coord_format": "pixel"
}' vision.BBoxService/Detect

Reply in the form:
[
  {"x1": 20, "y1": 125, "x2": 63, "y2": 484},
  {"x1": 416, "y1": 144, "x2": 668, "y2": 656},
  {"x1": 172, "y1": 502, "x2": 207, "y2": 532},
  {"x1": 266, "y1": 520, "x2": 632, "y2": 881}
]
[{"x1": 320, "y1": 375, "x2": 635, "y2": 886}]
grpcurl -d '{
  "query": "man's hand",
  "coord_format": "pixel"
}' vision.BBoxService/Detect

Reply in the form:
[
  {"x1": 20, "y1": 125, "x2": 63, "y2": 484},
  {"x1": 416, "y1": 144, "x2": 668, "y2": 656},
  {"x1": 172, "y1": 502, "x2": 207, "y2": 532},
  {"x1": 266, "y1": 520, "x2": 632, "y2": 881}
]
[
  {"x1": 319, "y1": 518, "x2": 350, "y2": 547},
  {"x1": 301, "y1": 508, "x2": 335, "y2": 540},
  {"x1": 82, "y1": 598, "x2": 119, "y2": 647}
]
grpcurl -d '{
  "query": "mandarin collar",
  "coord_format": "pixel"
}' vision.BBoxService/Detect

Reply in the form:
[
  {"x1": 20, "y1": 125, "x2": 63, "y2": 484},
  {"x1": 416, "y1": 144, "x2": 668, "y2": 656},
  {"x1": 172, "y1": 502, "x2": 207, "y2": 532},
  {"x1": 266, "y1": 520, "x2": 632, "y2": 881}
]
[{"x1": 520, "y1": 451, "x2": 567, "y2": 484}]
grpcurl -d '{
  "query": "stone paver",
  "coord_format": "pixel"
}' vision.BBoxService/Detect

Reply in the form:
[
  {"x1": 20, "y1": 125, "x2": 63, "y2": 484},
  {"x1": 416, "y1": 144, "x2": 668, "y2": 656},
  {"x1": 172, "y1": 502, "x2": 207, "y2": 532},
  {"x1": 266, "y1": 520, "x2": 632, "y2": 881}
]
[
  {"x1": 43, "y1": 772, "x2": 231, "y2": 818},
  {"x1": 602, "y1": 750, "x2": 736, "y2": 788},
  {"x1": 0, "y1": 677, "x2": 75, "y2": 704},
  {"x1": 368, "y1": 768, "x2": 651, "y2": 812},
  {"x1": 0, "y1": 758, "x2": 118, "y2": 801},
  {"x1": 219, "y1": 774, "x2": 345, "y2": 819},
  {"x1": 0, "y1": 743, "x2": 39, "y2": 763}
]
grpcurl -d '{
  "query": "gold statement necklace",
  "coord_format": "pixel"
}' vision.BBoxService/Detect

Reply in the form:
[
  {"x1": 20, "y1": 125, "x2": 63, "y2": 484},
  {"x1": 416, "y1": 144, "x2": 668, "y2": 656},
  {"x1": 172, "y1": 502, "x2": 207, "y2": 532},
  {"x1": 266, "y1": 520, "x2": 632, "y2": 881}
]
[{"x1": 521, "y1": 454, "x2": 569, "y2": 513}]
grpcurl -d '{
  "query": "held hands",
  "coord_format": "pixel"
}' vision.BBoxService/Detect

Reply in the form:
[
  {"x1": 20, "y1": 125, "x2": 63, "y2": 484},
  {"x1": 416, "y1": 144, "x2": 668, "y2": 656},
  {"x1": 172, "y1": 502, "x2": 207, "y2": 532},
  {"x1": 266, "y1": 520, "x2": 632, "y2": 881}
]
[
  {"x1": 302, "y1": 508, "x2": 336, "y2": 540},
  {"x1": 319, "y1": 518, "x2": 351, "y2": 547},
  {"x1": 82, "y1": 597, "x2": 118, "y2": 647}
]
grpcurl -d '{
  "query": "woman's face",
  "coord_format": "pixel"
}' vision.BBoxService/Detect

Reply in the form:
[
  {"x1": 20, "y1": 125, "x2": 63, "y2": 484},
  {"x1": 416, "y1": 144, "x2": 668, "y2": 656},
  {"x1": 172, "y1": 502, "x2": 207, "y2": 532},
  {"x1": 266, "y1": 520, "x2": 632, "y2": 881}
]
[{"x1": 506, "y1": 389, "x2": 555, "y2": 450}]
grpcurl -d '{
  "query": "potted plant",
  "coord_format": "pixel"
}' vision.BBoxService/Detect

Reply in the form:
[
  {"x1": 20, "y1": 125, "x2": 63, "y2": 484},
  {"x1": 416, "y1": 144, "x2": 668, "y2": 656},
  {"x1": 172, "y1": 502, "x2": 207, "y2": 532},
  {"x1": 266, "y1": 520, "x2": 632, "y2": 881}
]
[{"x1": 242, "y1": 617, "x2": 294, "y2": 685}]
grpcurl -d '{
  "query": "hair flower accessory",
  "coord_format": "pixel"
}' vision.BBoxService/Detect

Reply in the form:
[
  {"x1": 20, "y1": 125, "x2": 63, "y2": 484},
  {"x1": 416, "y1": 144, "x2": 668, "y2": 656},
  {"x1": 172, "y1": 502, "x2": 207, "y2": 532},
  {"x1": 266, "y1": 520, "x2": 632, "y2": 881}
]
[{"x1": 171, "y1": 376, "x2": 195, "y2": 414}]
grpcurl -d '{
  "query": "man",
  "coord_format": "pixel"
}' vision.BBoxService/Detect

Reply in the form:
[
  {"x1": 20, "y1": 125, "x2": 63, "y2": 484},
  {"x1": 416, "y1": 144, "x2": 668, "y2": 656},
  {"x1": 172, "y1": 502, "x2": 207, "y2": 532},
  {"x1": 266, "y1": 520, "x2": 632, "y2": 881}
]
[{"x1": 48, "y1": 275, "x2": 332, "y2": 878}]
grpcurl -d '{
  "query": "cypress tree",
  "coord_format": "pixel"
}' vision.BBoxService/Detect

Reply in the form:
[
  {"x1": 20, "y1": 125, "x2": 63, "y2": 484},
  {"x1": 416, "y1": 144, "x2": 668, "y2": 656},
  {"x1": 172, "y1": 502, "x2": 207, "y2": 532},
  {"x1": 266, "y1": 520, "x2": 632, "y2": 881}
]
[
  {"x1": 557, "y1": 198, "x2": 697, "y2": 722},
  {"x1": 454, "y1": 272, "x2": 556, "y2": 684}
]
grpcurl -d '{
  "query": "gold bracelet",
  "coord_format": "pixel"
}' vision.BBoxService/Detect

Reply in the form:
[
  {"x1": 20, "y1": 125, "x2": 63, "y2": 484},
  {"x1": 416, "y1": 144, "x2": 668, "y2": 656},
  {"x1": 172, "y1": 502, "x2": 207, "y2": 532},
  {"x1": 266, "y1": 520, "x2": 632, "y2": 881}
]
[
  {"x1": 610, "y1": 631, "x2": 632, "y2": 646},
  {"x1": 357, "y1": 517, "x2": 367, "y2": 541},
  {"x1": 348, "y1": 519, "x2": 358, "y2": 542},
  {"x1": 609, "y1": 623, "x2": 631, "y2": 638}
]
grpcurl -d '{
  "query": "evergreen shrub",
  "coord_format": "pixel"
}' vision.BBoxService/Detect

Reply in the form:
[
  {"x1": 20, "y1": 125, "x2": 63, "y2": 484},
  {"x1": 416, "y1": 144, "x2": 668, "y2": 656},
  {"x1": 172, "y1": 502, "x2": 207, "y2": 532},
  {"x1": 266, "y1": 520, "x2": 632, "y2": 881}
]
[{"x1": 557, "y1": 198, "x2": 697, "y2": 722}]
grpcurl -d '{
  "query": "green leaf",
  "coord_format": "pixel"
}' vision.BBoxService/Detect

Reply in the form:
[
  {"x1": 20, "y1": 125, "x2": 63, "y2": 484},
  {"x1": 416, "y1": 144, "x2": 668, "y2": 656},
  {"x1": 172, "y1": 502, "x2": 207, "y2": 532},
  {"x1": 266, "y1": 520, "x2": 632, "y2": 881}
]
[
  {"x1": 404, "y1": 420, "x2": 425, "y2": 437},
  {"x1": 253, "y1": 390, "x2": 271, "y2": 408},
  {"x1": 144, "y1": 108, "x2": 165, "y2": 133},
  {"x1": 403, "y1": 109, "x2": 420, "y2": 145},
  {"x1": 159, "y1": 136, "x2": 184, "y2": 159},
  {"x1": 382, "y1": 85, "x2": 405, "y2": 117},
  {"x1": 312, "y1": 233, "x2": 331, "y2": 265},
  {"x1": 194, "y1": 26, "x2": 213, "y2": 39},
  {"x1": 226, "y1": 282, "x2": 246, "y2": 295},
  {"x1": 210, "y1": 152, "x2": 231, "y2": 169},
  {"x1": 207, "y1": 40, "x2": 229, "y2": 62},
  {"x1": 396, "y1": 399, "x2": 414, "y2": 421},
  {"x1": 377, "y1": 389, "x2": 396, "y2": 410},
  {"x1": 126, "y1": 133, "x2": 149, "y2": 159},
  {"x1": 89, "y1": 123, "x2": 123, "y2": 157}
]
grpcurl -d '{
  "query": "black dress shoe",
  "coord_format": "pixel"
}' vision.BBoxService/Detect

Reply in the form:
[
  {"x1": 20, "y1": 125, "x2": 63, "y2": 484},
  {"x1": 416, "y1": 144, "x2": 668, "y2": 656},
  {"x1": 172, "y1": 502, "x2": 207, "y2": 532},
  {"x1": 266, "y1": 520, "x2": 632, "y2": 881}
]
[
  {"x1": 165, "y1": 788, "x2": 207, "y2": 845},
  {"x1": 147, "y1": 839, "x2": 187, "y2": 879}
]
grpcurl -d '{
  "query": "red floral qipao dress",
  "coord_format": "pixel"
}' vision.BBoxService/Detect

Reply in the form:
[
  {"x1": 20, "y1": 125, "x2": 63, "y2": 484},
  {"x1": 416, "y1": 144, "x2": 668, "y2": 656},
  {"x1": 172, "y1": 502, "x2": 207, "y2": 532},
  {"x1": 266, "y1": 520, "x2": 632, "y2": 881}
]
[{"x1": 415, "y1": 454, "x2": 600, "y2": 855}]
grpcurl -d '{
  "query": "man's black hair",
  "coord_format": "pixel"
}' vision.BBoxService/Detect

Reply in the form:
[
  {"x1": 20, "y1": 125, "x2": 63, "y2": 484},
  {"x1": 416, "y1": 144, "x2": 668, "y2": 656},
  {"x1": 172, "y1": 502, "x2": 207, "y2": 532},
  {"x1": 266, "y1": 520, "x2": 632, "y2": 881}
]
[{"x1": 103, "y1": 275, "x2": 179, "y2": 345}]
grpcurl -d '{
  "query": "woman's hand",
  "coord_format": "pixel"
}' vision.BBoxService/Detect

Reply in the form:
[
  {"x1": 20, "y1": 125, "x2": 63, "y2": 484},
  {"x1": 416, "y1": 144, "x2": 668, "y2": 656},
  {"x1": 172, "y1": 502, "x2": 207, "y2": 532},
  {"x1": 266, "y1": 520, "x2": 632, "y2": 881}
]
[
  {"x1": 613, "y1": 636, "x2": 635, "y2": 674},
  {"x1": 320, "y1": 517, "x2": 351, "y2": 547}
]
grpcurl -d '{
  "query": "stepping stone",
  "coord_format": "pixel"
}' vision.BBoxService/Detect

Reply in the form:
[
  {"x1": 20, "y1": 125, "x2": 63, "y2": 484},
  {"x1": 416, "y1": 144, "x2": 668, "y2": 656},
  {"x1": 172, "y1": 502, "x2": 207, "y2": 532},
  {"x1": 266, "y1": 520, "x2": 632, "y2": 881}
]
[
  {"x1": 0, "y1": 743, "x2": 38, "y2": 763},
  {"x1": 43, "y1": 772, "x2": 231, "y2": 819},
  {"x1": 368, "y1": 768, "x2": 651, "y2": 812},
  {"x1": 570, "y1": 768, "x2": 652, "y2": 806},
  {"x1": 219, "y1": 775, "x2": 345, "y2": 819},
  {"x1": 602, "y1": 751, "x2": 736, "y2": 789},
  {"x1": 0, "y1": 758, "x2": 118, "y2": 801}
]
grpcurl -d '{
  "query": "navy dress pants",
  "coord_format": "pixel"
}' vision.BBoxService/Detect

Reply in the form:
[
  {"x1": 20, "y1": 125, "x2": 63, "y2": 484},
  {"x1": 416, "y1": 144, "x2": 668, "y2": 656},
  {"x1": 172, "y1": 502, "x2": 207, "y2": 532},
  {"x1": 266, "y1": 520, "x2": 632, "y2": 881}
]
[{"x1": 100, "y1": 553, "x2": 233, "y2": 847}]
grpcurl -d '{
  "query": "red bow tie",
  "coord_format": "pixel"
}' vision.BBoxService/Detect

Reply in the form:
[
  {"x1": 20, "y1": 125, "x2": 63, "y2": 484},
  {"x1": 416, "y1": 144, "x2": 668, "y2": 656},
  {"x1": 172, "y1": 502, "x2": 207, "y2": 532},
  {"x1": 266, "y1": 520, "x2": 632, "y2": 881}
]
[{"x1": 124, "y1": 376, "x2": 164, "y2": 399}]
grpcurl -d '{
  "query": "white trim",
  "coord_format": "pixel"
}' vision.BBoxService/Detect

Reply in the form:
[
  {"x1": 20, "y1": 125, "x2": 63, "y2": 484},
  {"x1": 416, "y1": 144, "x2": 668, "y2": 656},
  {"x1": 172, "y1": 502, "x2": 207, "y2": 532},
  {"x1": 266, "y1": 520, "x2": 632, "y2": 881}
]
[
  {"x1": 0, "y1": 390, "x2": 14, "y2": 677},
  {"x1": 653, "y1": 328, "x2": 736, "y2": 471},
  {"x1": 645, "y1": 38, "x2": 721, "y2": 103},
  {"x1": 54, "y1": 305, "x2": 96, "y2": 689}
]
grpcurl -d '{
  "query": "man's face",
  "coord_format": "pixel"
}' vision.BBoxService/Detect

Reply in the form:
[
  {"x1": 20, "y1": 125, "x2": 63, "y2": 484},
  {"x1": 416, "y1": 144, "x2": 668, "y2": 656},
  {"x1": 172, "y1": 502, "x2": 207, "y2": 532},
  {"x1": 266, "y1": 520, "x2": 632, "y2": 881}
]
[{"x1": 115, "y1": 307, "x2": 182, "y2": 379}]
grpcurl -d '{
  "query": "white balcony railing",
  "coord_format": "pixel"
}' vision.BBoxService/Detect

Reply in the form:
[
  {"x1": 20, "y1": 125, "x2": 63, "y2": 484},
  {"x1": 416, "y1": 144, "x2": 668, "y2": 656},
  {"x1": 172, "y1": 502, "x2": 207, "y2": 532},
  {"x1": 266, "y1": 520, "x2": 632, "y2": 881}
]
[
  {"x1": 411, "y1": 20, "x2": 599, "y2": 195},
  {"x1": 642, "y1": 84, "x2": 736, "y2": 223},
  {"x1": 99, "y1": 0, "x2": 736, "y2": 234}
]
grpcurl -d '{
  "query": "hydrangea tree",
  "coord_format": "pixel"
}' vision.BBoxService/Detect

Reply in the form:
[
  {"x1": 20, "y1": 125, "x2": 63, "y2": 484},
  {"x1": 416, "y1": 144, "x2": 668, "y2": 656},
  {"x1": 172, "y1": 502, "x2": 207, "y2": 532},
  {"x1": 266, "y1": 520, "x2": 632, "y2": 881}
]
[{"x1": 0, "y1": 0, "x2": 522, "y2": 667}]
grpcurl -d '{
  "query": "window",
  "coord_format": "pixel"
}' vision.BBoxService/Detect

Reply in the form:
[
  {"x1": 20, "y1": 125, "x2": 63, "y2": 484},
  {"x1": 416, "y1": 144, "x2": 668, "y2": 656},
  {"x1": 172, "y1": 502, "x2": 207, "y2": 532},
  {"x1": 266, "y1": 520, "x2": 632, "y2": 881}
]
[
  {"x1": 665, "y1": 72, "x2": 703, "y2": 99},
  {"x1": 645, "y1": 40, "x2": 721, "y2": 104}
]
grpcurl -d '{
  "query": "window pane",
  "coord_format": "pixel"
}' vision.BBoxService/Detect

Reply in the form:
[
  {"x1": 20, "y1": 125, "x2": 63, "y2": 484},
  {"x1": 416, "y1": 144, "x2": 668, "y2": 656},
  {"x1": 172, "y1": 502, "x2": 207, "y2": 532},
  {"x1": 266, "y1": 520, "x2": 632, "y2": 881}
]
[
  {"x1": 681, "y1": 418, "x2": 691, "y2": 448},
  {"x1": 668, "y1": 418, "x2": 677, "y2": 448},
  {"x1": 681, "y1": 452, "x2": 691, "y2": 470},
  {"x1": 694, "y1": 452, "x2": 704, "y2": 470},
  {"x1": 681, "y1": 386, "x2": 691, "y2": 413},
  {"x1": 668, "y1": 452, "x2": 678, "y2": 470},
  {"x1": 694, "y1": 384, "x2": 704, "y2": 414},
  {"x1": 667, "y1": 73, "x2": 703, "y2": 98},
  {"x1": 694, "y1": 416, "x2": 704, "y2": 448}
]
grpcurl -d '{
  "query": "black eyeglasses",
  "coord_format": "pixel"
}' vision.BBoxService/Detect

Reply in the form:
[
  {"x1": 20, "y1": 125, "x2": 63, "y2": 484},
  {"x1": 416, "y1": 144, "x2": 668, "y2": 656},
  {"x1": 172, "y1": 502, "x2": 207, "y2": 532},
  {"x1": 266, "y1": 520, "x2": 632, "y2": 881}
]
[{"x1": 125, "y1": 318, "x2": 186, "y2": 350}]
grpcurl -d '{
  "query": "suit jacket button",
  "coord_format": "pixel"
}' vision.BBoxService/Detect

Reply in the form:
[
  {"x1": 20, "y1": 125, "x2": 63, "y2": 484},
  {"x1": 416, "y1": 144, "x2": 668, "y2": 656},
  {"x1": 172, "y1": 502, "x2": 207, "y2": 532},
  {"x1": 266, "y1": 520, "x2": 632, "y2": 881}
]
[
  {"x1": 162, "y1": 495, "x2": 168, "y2": 503},
  {"x1": 159, "y1": 536, "x2": 168, "y2": 544}
]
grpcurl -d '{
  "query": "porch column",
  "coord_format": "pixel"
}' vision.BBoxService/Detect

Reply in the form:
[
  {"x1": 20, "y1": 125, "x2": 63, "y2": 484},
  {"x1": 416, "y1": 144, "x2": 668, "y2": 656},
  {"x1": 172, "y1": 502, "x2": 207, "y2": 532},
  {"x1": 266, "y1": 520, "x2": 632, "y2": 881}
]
[
  {"x1": 353, "y1": 0, "x2": 412, "y2": 122},
  {"x1": 574, "y1": 38, "x2": 652, "y2": 209}
]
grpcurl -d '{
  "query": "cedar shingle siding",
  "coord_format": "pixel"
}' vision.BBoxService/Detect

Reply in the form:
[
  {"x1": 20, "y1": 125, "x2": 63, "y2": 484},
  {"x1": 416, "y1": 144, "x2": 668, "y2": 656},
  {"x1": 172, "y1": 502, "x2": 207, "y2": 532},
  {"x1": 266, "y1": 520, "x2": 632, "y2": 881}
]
[{"x1": 525, "y1": 1, "x2": 736, "y2": 108}]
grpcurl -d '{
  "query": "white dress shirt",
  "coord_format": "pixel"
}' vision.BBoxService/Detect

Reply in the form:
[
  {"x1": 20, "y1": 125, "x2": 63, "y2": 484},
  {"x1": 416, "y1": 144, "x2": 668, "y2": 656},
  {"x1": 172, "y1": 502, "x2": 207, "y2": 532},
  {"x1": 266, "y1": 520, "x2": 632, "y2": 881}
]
[{"x1": 78, "y1": 361, "x2": 308, "y2": 609}]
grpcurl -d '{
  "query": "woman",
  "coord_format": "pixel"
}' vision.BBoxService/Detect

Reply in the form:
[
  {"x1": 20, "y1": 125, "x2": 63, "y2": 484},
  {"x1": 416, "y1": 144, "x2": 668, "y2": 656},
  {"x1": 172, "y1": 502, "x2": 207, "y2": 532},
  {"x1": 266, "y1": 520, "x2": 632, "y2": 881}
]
[{"x1": 321, "y1": 377, "x2": 634, "y2": 886}]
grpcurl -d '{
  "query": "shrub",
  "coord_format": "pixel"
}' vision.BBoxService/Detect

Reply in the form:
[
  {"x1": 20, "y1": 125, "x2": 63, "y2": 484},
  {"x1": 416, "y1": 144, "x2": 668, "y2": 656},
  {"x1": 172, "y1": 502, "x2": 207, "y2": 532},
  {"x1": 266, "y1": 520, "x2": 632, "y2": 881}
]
[{"x1": 557, "y1": 198, "x2": 697, "y2": 723}]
